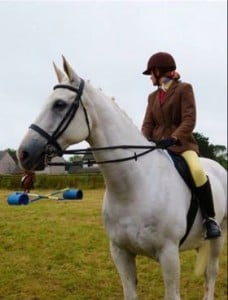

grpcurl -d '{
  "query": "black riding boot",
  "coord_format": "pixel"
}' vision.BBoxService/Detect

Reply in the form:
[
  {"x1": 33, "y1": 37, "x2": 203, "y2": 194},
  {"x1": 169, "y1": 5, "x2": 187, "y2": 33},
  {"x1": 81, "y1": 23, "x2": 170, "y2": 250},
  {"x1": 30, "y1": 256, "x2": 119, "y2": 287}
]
[{"x1": 196, "y1": 178, "x2": 221, "y2": 239}]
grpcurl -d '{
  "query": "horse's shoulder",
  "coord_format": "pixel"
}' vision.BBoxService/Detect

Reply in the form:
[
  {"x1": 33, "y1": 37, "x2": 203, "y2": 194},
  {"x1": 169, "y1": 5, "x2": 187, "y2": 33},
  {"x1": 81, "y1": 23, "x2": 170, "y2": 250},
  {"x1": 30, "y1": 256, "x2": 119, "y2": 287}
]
[{"x1": 200, "y1": 157, "x2": 227, "y2": 187}]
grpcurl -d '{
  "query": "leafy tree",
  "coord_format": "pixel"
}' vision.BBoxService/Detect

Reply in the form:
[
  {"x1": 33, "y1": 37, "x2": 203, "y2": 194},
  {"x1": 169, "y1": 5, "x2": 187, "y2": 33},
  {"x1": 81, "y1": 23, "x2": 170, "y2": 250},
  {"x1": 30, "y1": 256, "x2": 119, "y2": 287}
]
[
  {"x1": 68, "y1": 154, "x2": 83, "y2": 164},
  {"x1": 65, "y1": 155, "x2": 83, "y2": 170},
  {"x1": 193, "y1": 132, "x2": 227, "y2": 169},
  {"x1": 213, "y1": 145, "x2": 228, "y2": 169}
]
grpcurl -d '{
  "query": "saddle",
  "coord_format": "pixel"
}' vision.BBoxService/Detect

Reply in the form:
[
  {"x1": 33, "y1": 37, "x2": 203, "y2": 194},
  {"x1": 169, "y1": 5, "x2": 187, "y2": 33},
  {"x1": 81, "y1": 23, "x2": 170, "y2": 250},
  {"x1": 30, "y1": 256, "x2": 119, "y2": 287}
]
[{"x1": 167, "y1": 150, "x2": 199, "y2": 246}]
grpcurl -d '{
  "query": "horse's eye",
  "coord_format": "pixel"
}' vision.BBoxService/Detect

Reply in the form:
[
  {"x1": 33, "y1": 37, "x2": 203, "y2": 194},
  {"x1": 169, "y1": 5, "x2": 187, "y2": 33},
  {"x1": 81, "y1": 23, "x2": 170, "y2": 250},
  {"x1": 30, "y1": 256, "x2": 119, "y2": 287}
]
[{"x1": 53, "y1": 99, "x2": 67, "y2": 110}]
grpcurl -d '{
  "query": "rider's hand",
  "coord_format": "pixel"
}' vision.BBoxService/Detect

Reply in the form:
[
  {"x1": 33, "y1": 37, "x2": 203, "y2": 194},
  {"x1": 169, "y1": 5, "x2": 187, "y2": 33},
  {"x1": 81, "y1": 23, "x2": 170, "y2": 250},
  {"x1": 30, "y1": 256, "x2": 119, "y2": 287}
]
[{"x1": 156, "y1": 137, "x2": 178, "y2": 149}]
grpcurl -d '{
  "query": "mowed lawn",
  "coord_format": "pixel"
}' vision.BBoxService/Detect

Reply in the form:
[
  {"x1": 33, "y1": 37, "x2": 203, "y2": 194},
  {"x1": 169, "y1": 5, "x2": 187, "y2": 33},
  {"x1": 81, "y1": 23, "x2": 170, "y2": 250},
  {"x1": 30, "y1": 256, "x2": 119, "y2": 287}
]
[{"x1": 0, "y1": 189, "x2": 227, "y2": 300}]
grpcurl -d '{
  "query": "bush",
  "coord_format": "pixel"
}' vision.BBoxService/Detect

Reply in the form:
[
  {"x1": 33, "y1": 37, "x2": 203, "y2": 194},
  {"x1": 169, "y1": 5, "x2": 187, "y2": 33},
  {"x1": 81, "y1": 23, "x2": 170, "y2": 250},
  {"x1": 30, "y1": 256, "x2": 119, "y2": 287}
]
[{"x1": 0, "y1": 173, "x2": 105, "y2": 190}]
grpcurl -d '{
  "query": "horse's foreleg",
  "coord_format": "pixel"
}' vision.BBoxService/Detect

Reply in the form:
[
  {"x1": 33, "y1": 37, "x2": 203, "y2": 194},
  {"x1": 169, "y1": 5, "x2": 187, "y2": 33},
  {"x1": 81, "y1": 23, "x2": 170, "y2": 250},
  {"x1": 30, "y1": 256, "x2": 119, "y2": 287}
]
[
  {"x1": 159, "y1": 243, "x2": 181, "y2": 300},
  {"x1": 203, "y1": 236, "x2": 225, "y2": 300},
  {"x1": 110, "y1": 241, "x2": 138, "y2": 300}
]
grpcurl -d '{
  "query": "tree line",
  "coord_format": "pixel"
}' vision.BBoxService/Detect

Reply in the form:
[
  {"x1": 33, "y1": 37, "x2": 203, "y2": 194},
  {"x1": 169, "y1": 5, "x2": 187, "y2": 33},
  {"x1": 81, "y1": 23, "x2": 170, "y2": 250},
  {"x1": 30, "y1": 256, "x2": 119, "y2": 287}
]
[{"x1": 193, "y1": 132, "x2": 227, "y2": 169}]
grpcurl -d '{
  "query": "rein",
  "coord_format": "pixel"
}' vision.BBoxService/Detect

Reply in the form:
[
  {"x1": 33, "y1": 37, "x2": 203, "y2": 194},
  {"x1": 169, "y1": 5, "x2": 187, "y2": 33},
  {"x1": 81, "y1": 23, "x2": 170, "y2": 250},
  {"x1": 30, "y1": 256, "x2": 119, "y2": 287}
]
[{"x1": 48, "y1": 145, "x2": 158, "y2": 166}]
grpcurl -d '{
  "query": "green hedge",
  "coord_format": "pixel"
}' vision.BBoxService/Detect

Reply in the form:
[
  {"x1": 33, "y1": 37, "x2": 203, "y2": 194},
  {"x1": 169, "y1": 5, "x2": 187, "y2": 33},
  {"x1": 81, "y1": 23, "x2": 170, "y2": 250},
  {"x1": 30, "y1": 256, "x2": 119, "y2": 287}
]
[{"x1": 0, "y1": 173, "x2": 105, "y2": 190}]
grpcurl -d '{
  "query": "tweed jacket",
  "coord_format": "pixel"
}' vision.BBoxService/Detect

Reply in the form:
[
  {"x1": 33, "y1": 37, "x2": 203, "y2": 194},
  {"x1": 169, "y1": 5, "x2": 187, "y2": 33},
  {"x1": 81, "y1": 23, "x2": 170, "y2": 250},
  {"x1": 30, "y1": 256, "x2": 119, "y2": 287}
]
[{"x1": 141, "y1": 80, "x2": 199, "y2": 154}]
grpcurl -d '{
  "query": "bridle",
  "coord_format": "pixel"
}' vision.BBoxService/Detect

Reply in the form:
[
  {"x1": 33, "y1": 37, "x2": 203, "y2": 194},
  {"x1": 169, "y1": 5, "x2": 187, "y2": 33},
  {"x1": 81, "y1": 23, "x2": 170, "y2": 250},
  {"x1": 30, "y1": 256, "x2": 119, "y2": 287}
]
[
  {"x1": 29, "y1": 78, "x2": 160, "y2": 164},
  {"x1": 29, "y1": 79, "x2": 90, "y2": 155}
]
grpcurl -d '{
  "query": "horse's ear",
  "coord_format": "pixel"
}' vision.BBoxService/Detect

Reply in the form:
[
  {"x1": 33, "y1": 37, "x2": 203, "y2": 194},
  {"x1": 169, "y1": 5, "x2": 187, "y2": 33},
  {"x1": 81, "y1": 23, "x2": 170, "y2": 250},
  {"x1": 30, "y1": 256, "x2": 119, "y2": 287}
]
[
  {"x1": 62, "y1": 55, "x2": 80, "y2": 83},
  {"x1": 53, "y1": 62, "x2": 66, "y2": 83}
]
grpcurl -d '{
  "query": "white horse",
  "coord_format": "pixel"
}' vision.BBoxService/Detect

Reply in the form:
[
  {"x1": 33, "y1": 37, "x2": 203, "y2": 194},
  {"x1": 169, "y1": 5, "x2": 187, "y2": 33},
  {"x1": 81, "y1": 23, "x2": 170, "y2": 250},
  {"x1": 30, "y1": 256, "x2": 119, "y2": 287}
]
[{"x1": 17, "y1": 57, "x2": 227, "y2": 300}]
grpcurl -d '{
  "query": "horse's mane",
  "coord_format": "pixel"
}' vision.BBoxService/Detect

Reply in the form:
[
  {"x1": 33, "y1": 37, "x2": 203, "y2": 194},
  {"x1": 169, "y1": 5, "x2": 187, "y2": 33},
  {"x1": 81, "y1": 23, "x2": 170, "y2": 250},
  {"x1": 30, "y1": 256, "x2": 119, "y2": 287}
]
[{"x1": 88, "y1": 81, "x2": 140, "y2": 131}]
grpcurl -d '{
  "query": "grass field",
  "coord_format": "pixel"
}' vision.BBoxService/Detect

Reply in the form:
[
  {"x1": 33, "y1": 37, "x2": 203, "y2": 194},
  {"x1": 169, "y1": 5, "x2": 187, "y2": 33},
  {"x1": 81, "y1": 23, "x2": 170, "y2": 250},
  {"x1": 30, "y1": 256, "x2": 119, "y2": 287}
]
[{"x1": 0, "y1": 188, "x2": 227, "y2": 300}]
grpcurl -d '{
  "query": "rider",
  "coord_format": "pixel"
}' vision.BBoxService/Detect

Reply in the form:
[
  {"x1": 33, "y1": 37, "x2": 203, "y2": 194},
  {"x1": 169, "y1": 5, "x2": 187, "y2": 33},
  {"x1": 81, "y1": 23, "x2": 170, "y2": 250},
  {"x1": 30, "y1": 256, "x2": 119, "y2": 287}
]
[{"x1": 141, "y1": 51, "x2": 221, "y2": 239}]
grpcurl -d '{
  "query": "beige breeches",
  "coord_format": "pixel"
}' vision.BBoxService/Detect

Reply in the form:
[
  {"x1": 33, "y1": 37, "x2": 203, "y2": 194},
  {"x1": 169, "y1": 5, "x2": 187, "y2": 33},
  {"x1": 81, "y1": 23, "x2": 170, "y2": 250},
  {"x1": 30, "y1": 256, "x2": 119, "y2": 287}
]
[{"x1": 181, "y1": 150, "x2": 207, "y2": 187}]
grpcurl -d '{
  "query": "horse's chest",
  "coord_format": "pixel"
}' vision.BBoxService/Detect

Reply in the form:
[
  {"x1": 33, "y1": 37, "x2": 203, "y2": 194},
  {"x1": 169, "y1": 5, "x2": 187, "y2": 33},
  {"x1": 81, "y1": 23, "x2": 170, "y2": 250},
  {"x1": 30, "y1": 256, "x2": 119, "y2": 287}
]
[{"x1": 102, "y1": 206, "x2": 161, "y2": 256}]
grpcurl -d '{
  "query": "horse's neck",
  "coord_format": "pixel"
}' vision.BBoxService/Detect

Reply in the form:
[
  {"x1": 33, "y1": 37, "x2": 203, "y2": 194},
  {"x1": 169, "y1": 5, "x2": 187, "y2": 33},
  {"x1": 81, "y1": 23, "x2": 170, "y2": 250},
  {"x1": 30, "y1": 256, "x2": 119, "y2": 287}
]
[
  {"x1": 86, "y1": 87, "x2": 145, "y2": 146},
  {"x1": 85, "y1": 86, "x2": 160, "y2": 189},
  {"x1": 86, "y1": 88, "x2": 145, "y2": 148}
]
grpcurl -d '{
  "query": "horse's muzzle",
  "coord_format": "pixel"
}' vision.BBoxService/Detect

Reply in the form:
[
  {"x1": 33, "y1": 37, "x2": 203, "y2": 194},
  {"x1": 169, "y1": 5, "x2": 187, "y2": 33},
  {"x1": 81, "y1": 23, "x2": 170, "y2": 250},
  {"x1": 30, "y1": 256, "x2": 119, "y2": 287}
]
[{"x1": 17, "y1": 144, "x2": 46, "y2": 171}]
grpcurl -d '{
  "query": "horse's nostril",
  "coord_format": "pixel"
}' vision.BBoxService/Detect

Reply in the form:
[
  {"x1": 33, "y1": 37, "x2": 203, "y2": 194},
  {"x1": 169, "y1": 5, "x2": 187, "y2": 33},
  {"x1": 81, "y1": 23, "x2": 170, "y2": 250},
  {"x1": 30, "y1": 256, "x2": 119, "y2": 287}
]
[{"x1": 20, "y1": 150, "x2": 29, "y2": 161}]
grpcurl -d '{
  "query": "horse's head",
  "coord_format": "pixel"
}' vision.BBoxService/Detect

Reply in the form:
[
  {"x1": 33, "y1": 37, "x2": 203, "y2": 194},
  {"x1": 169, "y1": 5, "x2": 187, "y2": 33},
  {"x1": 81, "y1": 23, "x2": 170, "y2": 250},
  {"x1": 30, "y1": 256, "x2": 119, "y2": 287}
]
[{"x1": 17, "y1": 56, "x2": 91, "y2": 170}]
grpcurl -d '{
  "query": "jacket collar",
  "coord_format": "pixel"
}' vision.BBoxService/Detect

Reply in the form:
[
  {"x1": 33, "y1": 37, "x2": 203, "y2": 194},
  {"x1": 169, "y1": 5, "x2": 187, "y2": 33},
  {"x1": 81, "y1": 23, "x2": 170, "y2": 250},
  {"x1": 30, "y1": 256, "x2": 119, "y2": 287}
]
[{"x1": 158, "y1": 80, "x2": 179, "y2": 105}]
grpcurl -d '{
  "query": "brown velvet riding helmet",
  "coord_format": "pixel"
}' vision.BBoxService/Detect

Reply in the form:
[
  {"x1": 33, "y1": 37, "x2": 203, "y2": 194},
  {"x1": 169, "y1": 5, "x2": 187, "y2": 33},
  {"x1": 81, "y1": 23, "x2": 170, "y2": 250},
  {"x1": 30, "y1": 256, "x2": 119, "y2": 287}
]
[{"x1": 142, "y1": 52, "x2": 176, "y2": 75}]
